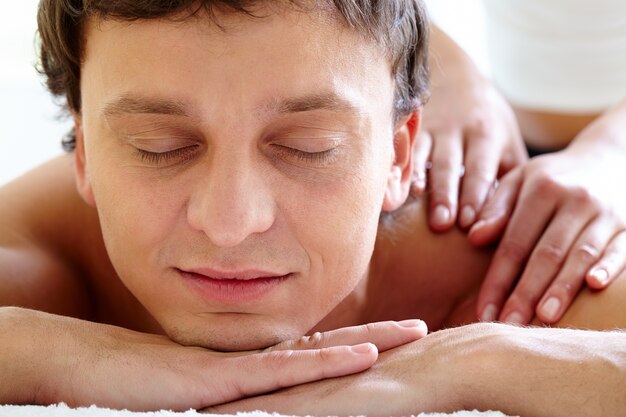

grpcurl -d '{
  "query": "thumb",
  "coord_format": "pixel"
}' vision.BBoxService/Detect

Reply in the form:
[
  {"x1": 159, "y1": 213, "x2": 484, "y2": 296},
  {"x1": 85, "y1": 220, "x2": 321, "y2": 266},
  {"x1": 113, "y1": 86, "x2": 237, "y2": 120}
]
[{"x1": 469, "y1": 167, "x2": 524, "y2": 247}]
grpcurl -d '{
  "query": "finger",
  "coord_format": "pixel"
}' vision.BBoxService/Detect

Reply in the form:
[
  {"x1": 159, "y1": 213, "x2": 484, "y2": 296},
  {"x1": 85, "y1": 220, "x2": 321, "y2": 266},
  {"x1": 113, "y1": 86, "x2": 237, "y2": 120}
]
[
  {"x1": 211, "y1": 344, "x2": 377, "y2": 405},
  {"x1": 468, "y1": 167, "x2": 523, "y2": 247},
  {"x1": 458, "y1": 133, "x2": 500, "y2": 229},
  {"x1": 499, "y1": 135, "x2": 528, "y2": 176},
  {"x1": 587, "y1": 229, "x2": 626, "y2": 289},
  {"x1": 499, "y1": 201, "x2": 595, "y2": 324},
  {"x1": 410, "y1": 131, "x2": 432, "y2": 197},
  {"x1": 535, "y1": 217, "x2": 614, "y2": 323},
  {"x1": 267, "y1": 320, "x2": 428, "y2": 354},
  {"x1": 427, "y1": 130, "x2": 464, "y2": 231},
  {"x1": 475, "y1": 180, "x2": 557, "y2": 322}
]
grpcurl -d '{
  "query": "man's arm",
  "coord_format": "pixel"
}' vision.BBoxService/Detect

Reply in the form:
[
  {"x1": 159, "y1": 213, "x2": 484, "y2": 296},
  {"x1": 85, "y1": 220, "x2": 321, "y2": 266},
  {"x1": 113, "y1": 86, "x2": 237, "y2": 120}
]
[
  {"x1": 0, "y1": 155, "x2": 93, "y2": 317},
  {"x1": 0, "y1": 157, "x2": 431, "y2": 409},
  {"x1": 209, "y1": 322, "x2": 626, "y2": 417}
]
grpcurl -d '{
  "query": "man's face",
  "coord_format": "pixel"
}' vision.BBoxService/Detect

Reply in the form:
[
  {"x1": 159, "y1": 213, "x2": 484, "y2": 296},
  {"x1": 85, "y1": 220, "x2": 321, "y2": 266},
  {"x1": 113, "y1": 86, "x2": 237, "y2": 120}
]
[{"x1": 77, "y1": 5, "x2": 404, "y2": 351}]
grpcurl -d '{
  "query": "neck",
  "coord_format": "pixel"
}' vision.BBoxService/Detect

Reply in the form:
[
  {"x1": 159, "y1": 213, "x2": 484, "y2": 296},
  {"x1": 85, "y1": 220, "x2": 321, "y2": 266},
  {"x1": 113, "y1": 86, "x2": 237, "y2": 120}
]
[{"x1": 307, "y1": 265, "x2": 375, "y2": 334}]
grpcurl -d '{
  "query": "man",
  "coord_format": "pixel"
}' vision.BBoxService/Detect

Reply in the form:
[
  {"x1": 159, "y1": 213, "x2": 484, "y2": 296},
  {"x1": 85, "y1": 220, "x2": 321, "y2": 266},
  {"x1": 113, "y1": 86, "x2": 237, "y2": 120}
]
[{"x1": 0, "y1": 0, "x2": 625, "y2": 415}]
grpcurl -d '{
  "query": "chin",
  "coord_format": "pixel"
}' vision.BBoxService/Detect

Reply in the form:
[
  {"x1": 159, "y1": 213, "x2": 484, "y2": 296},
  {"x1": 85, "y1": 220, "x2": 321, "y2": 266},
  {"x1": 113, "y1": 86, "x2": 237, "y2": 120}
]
[{"x1": 165, "y1": 320, "x2": 304, "y2": 352}]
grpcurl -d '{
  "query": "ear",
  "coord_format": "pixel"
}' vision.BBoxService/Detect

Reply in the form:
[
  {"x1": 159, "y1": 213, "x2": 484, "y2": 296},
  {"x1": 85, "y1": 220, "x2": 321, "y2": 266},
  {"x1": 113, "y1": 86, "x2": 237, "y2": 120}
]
[
  {"x1": 73, "y1": 113, "x2": 97, "y2": 207},
  {"x1": 382, "y1": 111, "x2": 421, "y2": 212}
]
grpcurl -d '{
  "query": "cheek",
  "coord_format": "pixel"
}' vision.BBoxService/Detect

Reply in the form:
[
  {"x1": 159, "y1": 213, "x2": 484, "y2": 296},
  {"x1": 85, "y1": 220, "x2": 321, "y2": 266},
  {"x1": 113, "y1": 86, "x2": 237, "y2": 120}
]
[
  {"x1": 279, "y1": 146, "x2": 390, "y2": 308},
  {"x1": 88, "y1": 154, "x2": 189, "y2": 286}
]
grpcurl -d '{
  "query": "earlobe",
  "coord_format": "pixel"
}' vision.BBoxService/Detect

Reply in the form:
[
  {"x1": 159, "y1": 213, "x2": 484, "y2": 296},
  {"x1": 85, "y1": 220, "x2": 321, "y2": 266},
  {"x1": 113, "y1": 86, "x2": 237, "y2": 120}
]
[
  {"x1": 73, "y1": 115, "x2": 97, "y2": 207},
  {"x1": 382, "y1": 111, "x2": 421, "y2": 212}
]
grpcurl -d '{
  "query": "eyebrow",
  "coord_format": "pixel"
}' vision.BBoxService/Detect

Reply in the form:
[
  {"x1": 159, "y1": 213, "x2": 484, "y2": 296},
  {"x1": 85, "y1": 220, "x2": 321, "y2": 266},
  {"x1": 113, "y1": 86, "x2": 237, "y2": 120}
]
[
  {"x1": 102, "y1": 92, "x2": 363, "y2": 119},
  {"x1": 102, "y1": 95, "x2": 191, "y2": 118},
  {"x1": 267, "y1": 93, "x2": 363, "y2": 115}
]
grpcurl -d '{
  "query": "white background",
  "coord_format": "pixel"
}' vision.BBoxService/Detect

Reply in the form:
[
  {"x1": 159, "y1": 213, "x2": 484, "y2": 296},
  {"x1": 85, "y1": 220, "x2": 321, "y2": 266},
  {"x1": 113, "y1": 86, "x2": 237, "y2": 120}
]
[{"x1": 0, "y1": 0, "x2": 487, "y2": 186}]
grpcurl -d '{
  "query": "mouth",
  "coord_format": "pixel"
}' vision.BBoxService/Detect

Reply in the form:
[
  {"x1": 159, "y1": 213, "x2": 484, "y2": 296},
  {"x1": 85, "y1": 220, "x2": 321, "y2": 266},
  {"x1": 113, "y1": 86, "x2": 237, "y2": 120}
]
[{"x1": 177, "y1": 268, "x2": 293, "y2": 304}]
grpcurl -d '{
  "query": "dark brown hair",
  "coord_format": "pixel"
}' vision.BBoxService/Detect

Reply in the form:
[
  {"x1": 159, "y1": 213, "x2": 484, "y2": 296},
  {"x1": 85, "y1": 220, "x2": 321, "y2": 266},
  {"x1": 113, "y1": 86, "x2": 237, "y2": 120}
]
[{"x1": 36, "y1": 0, "x2": 430, "y2": 150}]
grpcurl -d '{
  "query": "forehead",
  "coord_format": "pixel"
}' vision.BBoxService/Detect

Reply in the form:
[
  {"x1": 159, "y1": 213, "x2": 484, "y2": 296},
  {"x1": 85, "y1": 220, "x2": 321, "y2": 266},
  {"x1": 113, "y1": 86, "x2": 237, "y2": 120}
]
[{"x1": 80, "y1": 5, "x2": 395, "y2": 125}]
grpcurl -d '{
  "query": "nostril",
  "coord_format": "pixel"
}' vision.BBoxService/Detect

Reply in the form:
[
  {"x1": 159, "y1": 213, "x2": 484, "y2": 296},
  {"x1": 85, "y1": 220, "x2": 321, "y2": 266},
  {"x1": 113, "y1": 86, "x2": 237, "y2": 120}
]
[{"x1": 186, "y1": 189, "x2": 275, "y2": 248}]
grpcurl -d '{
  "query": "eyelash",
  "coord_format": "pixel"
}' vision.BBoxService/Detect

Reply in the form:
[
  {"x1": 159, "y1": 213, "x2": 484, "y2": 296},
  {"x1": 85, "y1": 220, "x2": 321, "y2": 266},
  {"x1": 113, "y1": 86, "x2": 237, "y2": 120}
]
[
  {"x1": 134, "y1": 145, "x2": 336, "y2": 166},
  {"x1": 275, "y1": 146, "x2": 337, "y2": 164},
  {"x1": 135, "y1": 146, "x2": 198, "y2": 165}
]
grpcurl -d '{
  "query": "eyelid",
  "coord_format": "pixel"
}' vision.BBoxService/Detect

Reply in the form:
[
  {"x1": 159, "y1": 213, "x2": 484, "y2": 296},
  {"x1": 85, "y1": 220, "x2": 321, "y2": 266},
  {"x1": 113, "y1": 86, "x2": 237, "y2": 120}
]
[
  {"x1": 125, "y1": 135, "x2": 200, "y2": 153},
  {"x1": 134, "y1": 145, "x2": 200, "y2": 165},
  {"x1": 272, "y1": 136, "x2": 344, "y2": 153}
]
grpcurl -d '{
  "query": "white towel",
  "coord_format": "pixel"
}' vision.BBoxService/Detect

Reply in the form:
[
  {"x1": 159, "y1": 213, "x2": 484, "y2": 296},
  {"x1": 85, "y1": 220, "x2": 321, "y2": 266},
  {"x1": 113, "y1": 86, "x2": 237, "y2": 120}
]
[{"x1": 0, "y1": 404, "x2": 514, "y2": 417}]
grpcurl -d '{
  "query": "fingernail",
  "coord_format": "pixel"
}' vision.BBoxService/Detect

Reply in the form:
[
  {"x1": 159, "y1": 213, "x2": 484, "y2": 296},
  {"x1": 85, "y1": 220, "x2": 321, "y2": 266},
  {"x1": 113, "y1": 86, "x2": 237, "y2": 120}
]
[
  {"x1": 469, "y1": 219, "x2": 486, "y2": 234},
  {"x1": 590, "y1": 268, "x2": 609, "y2": 286},
  {"x1": 398, "y1": 319, "x2": 424, "y2": 328},
  {"x1": 459, "y1": 205, "x2": 476, "y2": 228},
  {"x1": 350, "y1": 343, "x2": 375, "y2": 354},
  {"x1": 480, "y1": 303, "x2": 498, "y2": 322},
  {"x1": 503, "y1": 311, "x2": 525, "y2": 325},
  {"x1": 432, "y1": 205, "x2": 451, "y2": 227},
  {"x1": 540, "y1": 297, "x2": 561, "y2": 321}
]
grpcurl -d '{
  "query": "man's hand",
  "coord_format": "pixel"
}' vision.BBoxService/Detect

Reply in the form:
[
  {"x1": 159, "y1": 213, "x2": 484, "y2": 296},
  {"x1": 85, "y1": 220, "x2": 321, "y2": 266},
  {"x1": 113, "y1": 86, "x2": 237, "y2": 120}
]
[
  {"x1": 207, "y1": 323, "x2": 626, "y2": 417},
  {"x1": 470, "y1": 115, "x2": 626, "y2": 324},
  {"x1": 0, "y1": 307, "x2": 427, "y2": 411},
  {"x1": 413, "y1": 25, "x2": 527, "y2": 231}
]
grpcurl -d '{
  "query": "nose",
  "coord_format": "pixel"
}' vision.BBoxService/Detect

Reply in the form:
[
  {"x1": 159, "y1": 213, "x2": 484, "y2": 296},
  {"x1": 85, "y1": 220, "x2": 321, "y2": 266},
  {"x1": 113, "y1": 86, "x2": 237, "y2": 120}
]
[{"x1": 186, "y1": 153, "x2": 276, "y2": 248}]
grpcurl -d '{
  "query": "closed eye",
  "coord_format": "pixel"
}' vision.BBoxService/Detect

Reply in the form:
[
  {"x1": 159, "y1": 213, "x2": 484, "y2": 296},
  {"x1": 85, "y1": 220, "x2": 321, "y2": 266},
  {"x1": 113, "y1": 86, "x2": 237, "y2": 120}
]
[
  {"x1": 135, "y1": 145, "x2": 200, "y2": 165},
  {"x1": 273, "y1": 145, "x2": 338, "y2": 164}
]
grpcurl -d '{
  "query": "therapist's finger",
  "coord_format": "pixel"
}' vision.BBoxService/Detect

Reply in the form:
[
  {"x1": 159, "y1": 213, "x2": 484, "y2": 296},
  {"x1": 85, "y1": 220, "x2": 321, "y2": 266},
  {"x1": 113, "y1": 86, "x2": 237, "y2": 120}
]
[
  {"x1": 587, "y1": 229, "x2": 626, "y2": 289},
  {"x1": 475, "y1": 181, "x2": 557, "y2": 322},
  {"x1": 498, "y1": 201, "x2": 595, "y2": 324},
  {"x1": 410, "y1": 131, "x2": 432, "y2": 197},
  {"x1": 427, "y1": 130, "x2": 464, "y2": 231},
  {"x1": 458, "y1": 132, "x2": 500, "y2": 229},
  {"x1": 468, "y1": 167, "x2": 523, "y2": 247},
  {"x1": 536, "y1": 217, "x2": 614, "y2": 323}
]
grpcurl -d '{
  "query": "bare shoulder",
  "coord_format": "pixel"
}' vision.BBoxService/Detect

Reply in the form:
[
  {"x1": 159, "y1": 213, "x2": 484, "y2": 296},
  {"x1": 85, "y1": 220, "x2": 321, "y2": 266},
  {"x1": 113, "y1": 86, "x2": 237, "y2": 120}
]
[
  {"x1": 0, "y1": 155, "x2": 102, "y2": 317},
  {"x1": 371, "y1": 200, "x2": 493, "y2": 329}
]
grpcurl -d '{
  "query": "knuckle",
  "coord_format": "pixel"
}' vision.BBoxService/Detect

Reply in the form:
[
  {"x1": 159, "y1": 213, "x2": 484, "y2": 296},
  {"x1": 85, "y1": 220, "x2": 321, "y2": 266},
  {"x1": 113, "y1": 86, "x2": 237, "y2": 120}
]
[
  {"x1": 575, "y1": 243, "x2": 600, "y2": 264},
  {"x1": 463, "y1": 166, "x2": 494, "y2": 185},
  {"x1": 568, "y1": 187, "x2": 596, "y2": 207},
  {"x1": 530, "y1": 176, "x2": 558, "y2": 199},
  {"x1": 534, "y1": 243, "x2": 565, "y2": 265},
  {"x1": 468, "y1": 114, "x2": 493, "y2": 138},
  {"x1": 362, "y1": 322, "x2": 379, "y2": 337},
  {"x1": 430, "y1": 155, "x2": 457, "y2": 173},
  {"x1": 497, "y1": 239, "x2": 529, "y2": 265},
  {"x1": 267, "y1": 349, "x2": 296, "y2": 372},
  {"x1": 549, "y1": 281, "x2": 576, "y2": 299},
  {"x1": 303, "y1": 331, "x2": 324, "y2": 349}
]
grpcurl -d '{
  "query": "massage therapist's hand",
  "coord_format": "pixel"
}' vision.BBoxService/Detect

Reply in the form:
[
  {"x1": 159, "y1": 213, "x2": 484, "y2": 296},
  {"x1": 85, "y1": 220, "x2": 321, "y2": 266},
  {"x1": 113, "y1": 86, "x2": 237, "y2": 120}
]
[
  {"x1": 414, "y1": 25, "x2": 527, "y2": 231},
  {"x1": 0, "y1": 307, "x2": 427, "y2": 410},
  {"x1": 208, "y1": 323, "x2": 626, "y2": 417},
  {"x1": 470, "y1": 109, "x2": 626, "y2": 324}
]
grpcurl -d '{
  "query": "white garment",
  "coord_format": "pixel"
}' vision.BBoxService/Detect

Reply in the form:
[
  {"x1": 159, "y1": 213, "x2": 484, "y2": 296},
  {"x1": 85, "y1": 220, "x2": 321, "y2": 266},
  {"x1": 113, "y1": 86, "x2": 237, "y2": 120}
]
[{"x1": 483, "y1": 0, "x2": 626, "y2": 113}]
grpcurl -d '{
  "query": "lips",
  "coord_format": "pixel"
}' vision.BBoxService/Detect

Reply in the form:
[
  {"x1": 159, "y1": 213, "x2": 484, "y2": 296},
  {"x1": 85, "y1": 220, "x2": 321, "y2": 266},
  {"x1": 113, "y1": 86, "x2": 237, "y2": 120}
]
[{"x1": 177, "y1": 267, "x2": 292, "y2": 304}]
